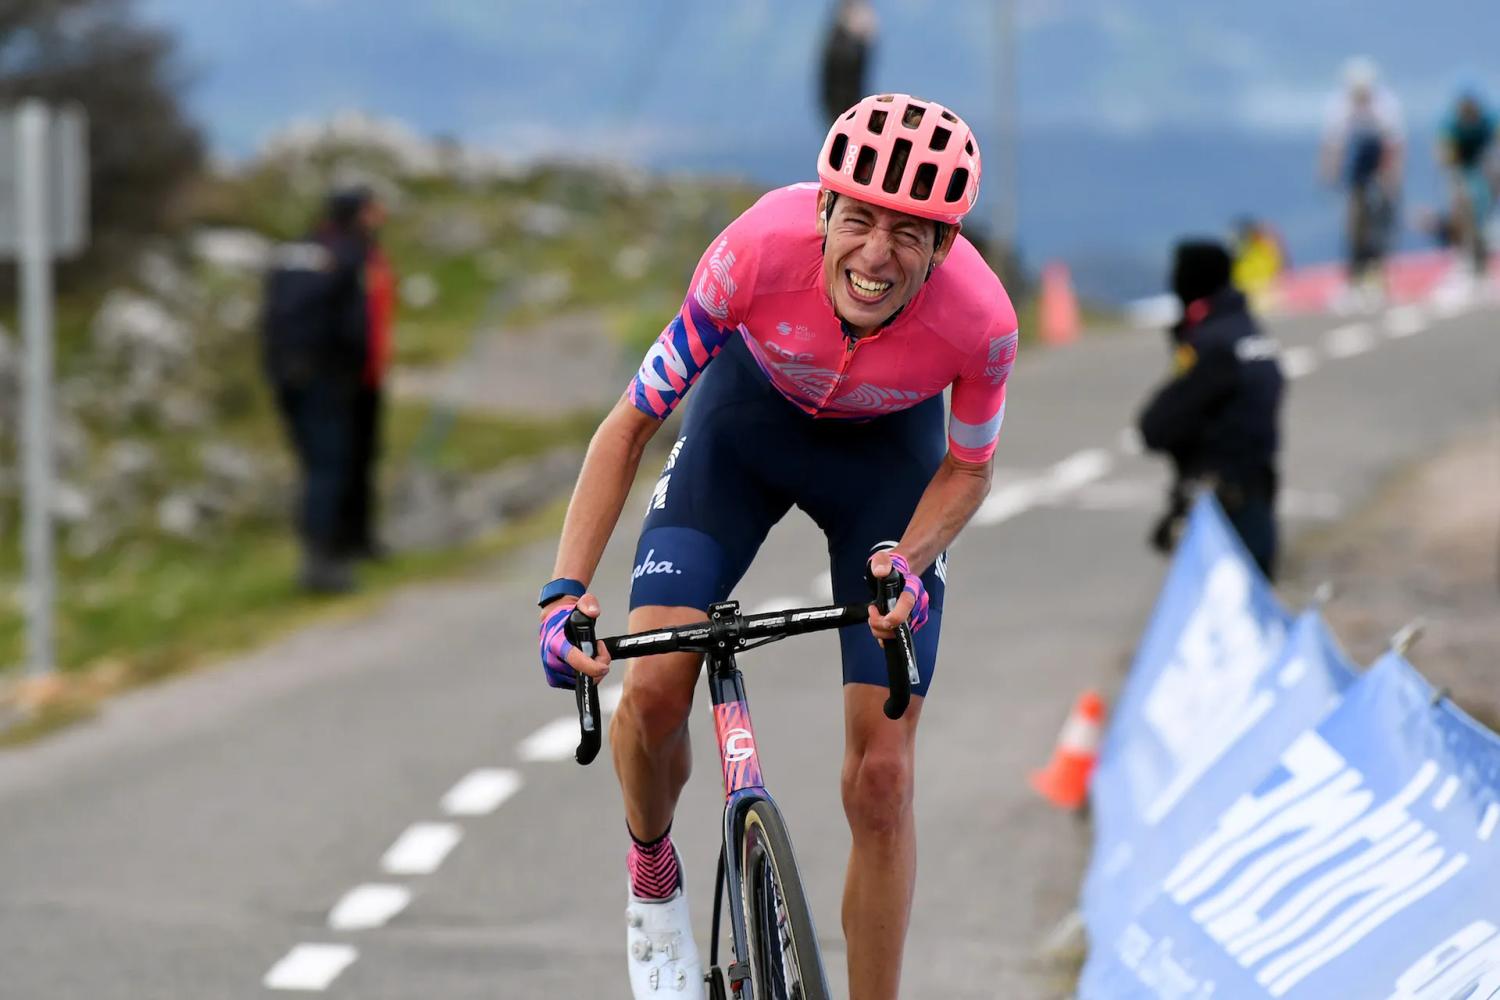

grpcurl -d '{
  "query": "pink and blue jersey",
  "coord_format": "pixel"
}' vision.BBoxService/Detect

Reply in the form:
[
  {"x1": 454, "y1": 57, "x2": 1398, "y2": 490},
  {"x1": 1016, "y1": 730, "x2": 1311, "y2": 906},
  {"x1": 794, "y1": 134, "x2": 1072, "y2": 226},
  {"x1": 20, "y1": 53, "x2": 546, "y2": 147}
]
[{"x1": 627, "y1": 183, "x2": 1018, "y2": 464}]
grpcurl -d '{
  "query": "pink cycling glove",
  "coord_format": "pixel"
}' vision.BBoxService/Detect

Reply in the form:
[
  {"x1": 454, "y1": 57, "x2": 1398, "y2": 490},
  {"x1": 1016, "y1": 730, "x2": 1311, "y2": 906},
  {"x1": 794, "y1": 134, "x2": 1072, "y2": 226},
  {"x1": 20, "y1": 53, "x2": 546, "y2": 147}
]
[
  {"x1": 539, "y1": 598, "x2": 582, "y2": 689},
  {"x1": 877, "y1": 551, "x2": 929, "y2": 633}
]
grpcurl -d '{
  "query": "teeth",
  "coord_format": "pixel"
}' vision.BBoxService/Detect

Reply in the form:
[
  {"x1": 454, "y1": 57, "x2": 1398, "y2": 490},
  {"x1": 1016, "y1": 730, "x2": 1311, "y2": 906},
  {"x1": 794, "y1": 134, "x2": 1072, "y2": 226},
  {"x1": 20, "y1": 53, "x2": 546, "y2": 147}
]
[{"x1": 849, "y1": 272, "x2": 892, "y2": 295}]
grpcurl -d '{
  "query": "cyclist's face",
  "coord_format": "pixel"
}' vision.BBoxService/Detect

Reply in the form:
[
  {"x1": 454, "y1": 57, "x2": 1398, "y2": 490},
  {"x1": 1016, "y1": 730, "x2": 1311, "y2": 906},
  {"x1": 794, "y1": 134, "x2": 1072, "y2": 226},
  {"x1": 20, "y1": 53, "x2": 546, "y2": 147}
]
[{"x1": 818, "y1": 192, "x2": 954, "y2": 335}]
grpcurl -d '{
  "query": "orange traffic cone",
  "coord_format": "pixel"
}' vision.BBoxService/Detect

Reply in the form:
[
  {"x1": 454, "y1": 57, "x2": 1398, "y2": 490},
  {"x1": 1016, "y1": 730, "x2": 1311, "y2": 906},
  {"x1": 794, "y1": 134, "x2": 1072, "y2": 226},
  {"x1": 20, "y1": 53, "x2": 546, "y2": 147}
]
[
  {"x1": 1038, "y1": 261, "x2": 1081, "y2": 345},
  {"x1": 1030, "y1": 690, "x2": 1105, "y2": 810}
]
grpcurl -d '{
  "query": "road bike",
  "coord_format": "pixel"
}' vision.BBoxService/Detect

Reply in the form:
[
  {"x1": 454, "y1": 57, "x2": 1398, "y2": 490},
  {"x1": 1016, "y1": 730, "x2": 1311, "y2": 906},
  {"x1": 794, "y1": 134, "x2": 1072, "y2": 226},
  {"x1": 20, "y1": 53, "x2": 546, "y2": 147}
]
[{"x1": 565, "y1": 569, "x2": 917, "y2": 999}]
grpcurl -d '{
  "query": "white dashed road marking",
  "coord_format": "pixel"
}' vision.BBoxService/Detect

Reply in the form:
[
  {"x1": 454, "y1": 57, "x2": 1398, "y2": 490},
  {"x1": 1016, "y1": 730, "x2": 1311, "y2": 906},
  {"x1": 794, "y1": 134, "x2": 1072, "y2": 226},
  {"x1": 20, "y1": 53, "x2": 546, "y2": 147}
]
[
  {"x1": 1048, "y1": 449, "x2": 1113, "y2": 493},
  {"x1": 1323, "y1": 322, "x2": 1376, "y2": 359},
  {"x1": 263, "y1": 944, "x2": 358, "y2": 992},
  {"x1": 519, "y1": 684, "x2": 624, "y2": 762},
  {"x1": 328, "y1": 884, "x2": 412, "y2": 931},
  {"x1": 1281, "y1": 346, "x2": 1319, "y2": 380},
  {"x1": 381, "y1": 823, "x2": 463, "y2": 876},
  {"x1": 442, "y1": 768, "x2": 522, "y2": 817},
  {"x1": 811, "y1": 570, "x2": 833, "y2": 601},
  {"x1": 973, "y1": 481, "x2": 1043, "y2": 525}
]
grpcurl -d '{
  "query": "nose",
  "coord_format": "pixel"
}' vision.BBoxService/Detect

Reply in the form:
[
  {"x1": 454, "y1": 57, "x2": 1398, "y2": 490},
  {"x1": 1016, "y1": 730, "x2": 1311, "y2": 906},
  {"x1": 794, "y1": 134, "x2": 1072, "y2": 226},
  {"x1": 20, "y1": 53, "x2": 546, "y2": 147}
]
[{"x1": 855, "y1": 227, "x2": 897, "y2": 268}]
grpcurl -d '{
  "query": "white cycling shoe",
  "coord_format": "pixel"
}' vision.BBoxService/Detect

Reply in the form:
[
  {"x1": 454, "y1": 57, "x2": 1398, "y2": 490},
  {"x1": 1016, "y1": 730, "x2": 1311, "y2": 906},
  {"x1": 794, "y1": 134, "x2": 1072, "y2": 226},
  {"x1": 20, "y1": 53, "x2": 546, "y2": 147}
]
[{"x1": 626, "y1": 883, "x2": 707, "y2": 998}]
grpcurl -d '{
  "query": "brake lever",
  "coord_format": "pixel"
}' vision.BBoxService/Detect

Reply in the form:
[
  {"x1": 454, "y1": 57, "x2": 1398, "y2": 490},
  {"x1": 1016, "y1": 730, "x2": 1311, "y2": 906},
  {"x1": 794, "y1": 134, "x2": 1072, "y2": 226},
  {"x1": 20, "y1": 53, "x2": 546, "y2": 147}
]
[{"x1": 565, "y1": 608, "x2": 602, "y2": 765}]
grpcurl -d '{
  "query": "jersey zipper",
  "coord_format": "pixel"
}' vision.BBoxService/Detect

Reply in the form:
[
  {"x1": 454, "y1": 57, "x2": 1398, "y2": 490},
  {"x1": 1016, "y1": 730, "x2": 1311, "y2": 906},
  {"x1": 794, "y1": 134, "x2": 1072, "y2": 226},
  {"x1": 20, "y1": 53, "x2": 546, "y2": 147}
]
[{"x1": 818, "y1": 330, "x2": 880, "y2": 413}]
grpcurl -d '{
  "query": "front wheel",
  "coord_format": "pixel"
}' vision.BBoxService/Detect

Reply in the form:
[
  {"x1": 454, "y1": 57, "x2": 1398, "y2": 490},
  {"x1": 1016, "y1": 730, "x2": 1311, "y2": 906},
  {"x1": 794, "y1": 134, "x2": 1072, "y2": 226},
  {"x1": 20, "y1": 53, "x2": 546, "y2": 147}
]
[{"x1": 737, "y1": 799, "x2": 830, "y2": 1000}]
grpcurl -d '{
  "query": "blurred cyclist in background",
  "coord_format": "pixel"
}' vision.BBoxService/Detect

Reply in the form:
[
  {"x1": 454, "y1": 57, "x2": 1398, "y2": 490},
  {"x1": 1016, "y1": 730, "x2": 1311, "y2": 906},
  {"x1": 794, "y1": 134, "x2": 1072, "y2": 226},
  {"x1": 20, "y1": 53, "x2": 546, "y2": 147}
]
[
  {"x1": 1320, "y1": 56, "x2": 1405, "y2": 307},
  {"x1": 1437, "y1": 83, "x2": 1497, "y2": 275},
  {"x1": 536, "y1": 93, "x2": 1014, "y2": 999}
]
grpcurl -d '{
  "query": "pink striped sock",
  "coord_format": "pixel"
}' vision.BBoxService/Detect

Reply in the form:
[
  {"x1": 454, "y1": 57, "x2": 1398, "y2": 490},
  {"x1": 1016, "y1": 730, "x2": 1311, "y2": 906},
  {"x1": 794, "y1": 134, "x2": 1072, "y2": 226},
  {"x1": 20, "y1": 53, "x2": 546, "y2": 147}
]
[{"x1": 627, "y1": 827, "x2": 681, "y2": 900}]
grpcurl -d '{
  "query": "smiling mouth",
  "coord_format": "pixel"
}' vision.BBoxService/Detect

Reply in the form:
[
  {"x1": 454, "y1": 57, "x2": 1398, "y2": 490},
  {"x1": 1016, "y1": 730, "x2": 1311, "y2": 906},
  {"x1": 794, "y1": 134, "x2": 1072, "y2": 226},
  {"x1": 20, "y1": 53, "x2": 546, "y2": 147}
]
[{"x1": 845, "y1": 269, "x2": 894, "y2": 304}]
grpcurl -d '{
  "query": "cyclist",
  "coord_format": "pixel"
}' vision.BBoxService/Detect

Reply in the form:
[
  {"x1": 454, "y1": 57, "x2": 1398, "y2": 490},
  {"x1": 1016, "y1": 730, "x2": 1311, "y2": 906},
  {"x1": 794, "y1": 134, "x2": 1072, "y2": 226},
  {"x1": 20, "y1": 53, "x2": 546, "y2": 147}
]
[
  {"x1": 1319, "y1": 56, "x2": 1405, "y2": 305},
  {"x1": 1437, "y1": 83, "x2": 1497, "y2": 274},
  {"x1": 536, "y1": 93, "x2": 1016, "y2": 999}
]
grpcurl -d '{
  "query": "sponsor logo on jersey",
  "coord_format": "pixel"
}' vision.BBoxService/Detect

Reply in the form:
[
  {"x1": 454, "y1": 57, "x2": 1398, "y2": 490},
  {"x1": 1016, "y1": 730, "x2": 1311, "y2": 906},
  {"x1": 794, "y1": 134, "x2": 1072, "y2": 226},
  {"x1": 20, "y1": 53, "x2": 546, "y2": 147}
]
[{"x1": 694, "y1": 239, "x2": 737, "y2": 321}]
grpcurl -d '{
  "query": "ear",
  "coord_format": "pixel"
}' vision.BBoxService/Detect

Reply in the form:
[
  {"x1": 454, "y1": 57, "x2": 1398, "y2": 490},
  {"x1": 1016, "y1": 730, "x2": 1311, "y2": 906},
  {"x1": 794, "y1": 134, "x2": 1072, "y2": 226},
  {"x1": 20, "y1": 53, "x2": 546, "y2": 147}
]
[
  {"x1": 816, "y1": 189, "x2": 833, "y2": 237},
  {"x1": 930, "y1": 222, "x2": 960, "y2": 268}
]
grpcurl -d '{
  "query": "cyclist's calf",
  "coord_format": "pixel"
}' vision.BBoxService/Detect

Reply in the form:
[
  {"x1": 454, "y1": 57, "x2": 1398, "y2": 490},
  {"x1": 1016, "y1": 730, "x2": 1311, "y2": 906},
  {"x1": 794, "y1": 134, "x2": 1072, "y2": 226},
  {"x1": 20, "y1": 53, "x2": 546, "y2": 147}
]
[{"x1": 611, "y1": 606, "x2": 708, "y2": 839}]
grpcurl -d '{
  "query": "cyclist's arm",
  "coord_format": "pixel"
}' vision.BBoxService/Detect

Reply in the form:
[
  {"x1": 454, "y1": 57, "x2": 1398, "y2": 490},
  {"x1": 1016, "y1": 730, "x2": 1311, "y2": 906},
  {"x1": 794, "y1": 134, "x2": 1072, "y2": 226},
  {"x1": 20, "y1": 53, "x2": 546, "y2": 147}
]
[
  {"x1": 548, "y1": 222, "x2": 752, "y2": 589},
  {"x1": 548, "y1": 396, "x2": 666, "y2": 589},
  {"x1": 887, "y1": 452, "x2": 992, "y2": 574},
  {"x1": 889, "y1": 324, "x2": 1016, "y2": 572}
]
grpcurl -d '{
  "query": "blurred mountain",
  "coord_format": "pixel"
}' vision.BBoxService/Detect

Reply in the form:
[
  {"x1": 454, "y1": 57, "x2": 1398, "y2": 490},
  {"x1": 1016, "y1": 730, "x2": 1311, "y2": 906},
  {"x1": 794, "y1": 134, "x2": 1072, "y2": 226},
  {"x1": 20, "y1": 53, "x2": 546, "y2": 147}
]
[{"x1": 141, "y1": 0, "x2": 1499, "y2": 299}]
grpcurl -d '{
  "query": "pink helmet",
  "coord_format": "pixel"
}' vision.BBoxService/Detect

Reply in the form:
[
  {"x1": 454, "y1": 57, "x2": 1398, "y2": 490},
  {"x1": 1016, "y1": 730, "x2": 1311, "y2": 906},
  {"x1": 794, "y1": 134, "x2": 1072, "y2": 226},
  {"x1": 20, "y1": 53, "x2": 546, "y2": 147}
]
[{"x1": 817, "y1": 93, "x2": 982, "y2": 225}]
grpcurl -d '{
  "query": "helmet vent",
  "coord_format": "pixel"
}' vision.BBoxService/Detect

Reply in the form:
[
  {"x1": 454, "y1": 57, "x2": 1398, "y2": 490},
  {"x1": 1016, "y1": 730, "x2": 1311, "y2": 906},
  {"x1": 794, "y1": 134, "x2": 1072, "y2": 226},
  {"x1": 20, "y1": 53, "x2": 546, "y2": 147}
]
[
  {"x1": 868, "y1": 109, "x2": 888, "y2": 135},
  {"x1": 853, "y1": 145, "x2": 879, "y2": 185},
  {"x1": 883, "y1": 138, "x2": 913, "y2": 193},
  {"x1": 902, "y1": 104, "x2": 925, "y2": 128},
  {"x1": 929, "y1": 126, "x2": 951, "y2": 152},
  {"x1": 828, "y1": 133, "x2": 849, "y2": 171},
  {"x1": 940, "y1": 109, "x2": 958, "y2": 123},
  {"x1": 944, "y1": 167, "x2": 970, "y2": 203},
  {"x1": 911, "y1": 162, "x2": 937, "y2": 201},
  {"x1": 875, "y1": 94, "x2": 895, "y2": 103},
  {"x1": 965, "y1": 139, "x2": 975, "y2": 155}
]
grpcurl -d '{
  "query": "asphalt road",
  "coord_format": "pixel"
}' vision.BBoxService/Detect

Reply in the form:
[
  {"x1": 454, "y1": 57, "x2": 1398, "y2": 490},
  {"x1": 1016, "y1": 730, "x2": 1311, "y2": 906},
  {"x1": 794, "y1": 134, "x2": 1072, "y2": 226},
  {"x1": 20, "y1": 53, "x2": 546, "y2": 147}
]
[{"x1": 1, "y1": 292, "x2": 1497, "y2": 999}]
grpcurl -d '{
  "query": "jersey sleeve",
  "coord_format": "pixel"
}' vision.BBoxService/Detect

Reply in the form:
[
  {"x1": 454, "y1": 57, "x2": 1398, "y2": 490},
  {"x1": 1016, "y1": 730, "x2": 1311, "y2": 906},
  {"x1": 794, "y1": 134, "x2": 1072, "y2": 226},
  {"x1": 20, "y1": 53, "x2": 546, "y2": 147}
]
[
  {"x1": 627, "y1": 219, "x2": 759, "y2": 419},
  {"x1": 948, "y1": 321, "x2": 1018, "y2": 463}
]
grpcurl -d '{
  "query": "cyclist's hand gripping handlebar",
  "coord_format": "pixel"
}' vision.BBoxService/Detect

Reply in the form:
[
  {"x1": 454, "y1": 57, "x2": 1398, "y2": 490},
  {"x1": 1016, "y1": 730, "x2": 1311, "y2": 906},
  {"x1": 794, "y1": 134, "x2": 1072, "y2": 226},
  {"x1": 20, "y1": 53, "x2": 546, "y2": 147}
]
[
  {"x1": 866, "y1": 565, "x2": 919, "y2": 720},
  {"x1": 564, "y1": 609, "x2": 603, "y2": 766}
]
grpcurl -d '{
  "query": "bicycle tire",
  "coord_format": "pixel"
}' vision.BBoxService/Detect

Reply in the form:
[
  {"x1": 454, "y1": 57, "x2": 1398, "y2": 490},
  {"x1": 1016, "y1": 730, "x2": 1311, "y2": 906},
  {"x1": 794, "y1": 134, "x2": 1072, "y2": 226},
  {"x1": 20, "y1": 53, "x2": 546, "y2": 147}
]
[{"x1": 737, "y1": 799, "x2": 830, "y2": 1000}]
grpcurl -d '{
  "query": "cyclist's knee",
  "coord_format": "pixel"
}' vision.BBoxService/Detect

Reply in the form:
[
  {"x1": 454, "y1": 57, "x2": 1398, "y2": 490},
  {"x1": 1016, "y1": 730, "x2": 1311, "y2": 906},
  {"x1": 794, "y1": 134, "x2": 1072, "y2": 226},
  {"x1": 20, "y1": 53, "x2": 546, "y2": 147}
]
[
  {"x1": 841, "y1": 746, "x2": 914, "y2": 835},
  {"x1": 618, "y1": 655, "x2": 698, "y2": 743},
  {"x1": 615, "y1": 605, "x2": 704, "y2": 746}
]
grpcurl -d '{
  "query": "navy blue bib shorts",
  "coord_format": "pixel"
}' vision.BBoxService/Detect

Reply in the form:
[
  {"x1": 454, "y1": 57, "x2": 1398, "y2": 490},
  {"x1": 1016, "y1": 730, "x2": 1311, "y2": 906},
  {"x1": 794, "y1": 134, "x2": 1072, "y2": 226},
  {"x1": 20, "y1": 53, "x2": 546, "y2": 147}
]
[{"x1": 628, "y1": 333, "x2": 948, "y2": 697}]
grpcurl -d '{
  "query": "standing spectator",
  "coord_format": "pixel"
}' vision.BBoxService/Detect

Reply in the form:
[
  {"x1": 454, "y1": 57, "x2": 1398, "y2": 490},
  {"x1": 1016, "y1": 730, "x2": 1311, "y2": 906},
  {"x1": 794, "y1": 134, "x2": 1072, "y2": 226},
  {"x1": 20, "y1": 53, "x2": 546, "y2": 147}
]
[
  {"x1": 819, "y1": 0, "x2": 878, "y2": 125},
  {"x1": 1138, "y1": 240, "x2": 1285, "y2": 580},
  {"x1": 1231, "y1": 216, "x2": 1287, "y2": 311},
  {"x1": 259, "y1": 186, "x2": 384, "y2": 593},
  {"x1": 338, "y1": 189, "x2": 395, "y2": 562},
  {"x1": 1319, "y1": 56, "x2": 1405, "y2": 306},
  {"x1": 1437, "y1": 83, "x2": 1497, "y2": 275}
]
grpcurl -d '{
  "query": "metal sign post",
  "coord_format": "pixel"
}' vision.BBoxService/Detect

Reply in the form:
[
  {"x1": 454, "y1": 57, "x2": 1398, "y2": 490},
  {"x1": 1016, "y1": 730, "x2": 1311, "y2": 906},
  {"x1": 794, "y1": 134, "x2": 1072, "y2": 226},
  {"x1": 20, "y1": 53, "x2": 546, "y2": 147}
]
[{"x1": 2, "y1": 99, "x2": 89, "y2": 677}]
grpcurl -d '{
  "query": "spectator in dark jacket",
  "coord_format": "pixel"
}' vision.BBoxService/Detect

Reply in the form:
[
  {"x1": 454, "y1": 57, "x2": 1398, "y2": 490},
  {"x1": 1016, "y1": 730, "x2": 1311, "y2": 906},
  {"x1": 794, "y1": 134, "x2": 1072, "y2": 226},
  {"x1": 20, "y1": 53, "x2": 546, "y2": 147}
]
[
  {"x1": 819, "y1": 0, "x2": 878, "y2": 124},
  {"x1": 1138, "y1": 239, "x2": 1286, "y2": 579},
  {"x1": 261, "y1": 185, "x2": 386, "y2": 593}
]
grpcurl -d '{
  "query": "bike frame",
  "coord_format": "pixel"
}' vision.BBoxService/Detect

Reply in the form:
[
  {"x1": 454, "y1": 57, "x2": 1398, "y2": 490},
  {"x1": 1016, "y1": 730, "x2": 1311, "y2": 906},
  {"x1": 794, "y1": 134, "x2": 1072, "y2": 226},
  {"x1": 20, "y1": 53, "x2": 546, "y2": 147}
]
[{"x1": 704, "y1": 602, "x2": 779, "y2": 994}]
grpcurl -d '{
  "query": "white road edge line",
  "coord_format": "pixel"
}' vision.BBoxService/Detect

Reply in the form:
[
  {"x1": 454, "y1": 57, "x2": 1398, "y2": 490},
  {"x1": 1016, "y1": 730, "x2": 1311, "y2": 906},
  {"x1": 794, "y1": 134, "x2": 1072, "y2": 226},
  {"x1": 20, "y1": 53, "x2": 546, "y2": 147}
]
[
  {"x1": 1117, "y1": 426, "x2": 1144, "y2": 456},
  {"x1": 1383, "y1": 306, "x2": 1428, "y2": 338},
  {"x1": 263, "y1": 944, "x2": 358, "y2": 992},
  {"x1": 1323, "y1": 322, "x2": 1376, "y2": 359},
  {"x1": 328, "y1": 884, "x2": 412, "y2": 931},
  {"x1": 381, "y1": 823, "x2": 463, "y2": 876},
  {"x1": 442, "y1": 768, "x2": 523, "y2": 817}
]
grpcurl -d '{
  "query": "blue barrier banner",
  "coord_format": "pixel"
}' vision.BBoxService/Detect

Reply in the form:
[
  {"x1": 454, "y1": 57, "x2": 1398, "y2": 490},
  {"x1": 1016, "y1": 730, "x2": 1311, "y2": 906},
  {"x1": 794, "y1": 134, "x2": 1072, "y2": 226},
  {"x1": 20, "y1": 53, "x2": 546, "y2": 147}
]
[
  {"x1": 1082, "y1": 653, "x2": 1500, "y2": 999},
  {"x1": 1086, "y1": 496, "x2": 1290, "y2": 919},
  {"x1": 1079, "y1": 610, "x2": 1358, "y2": 992}
]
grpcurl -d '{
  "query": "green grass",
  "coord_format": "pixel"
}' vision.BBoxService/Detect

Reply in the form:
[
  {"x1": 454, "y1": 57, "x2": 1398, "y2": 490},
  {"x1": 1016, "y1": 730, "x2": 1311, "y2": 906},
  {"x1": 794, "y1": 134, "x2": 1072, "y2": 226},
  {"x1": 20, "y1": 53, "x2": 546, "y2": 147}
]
[
  {"x1": 0, "y1": 400, "x2": 598, "y2": 678},
  {"x1": 0, "y1": 494, "x2": 570, "y2": 747}
]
